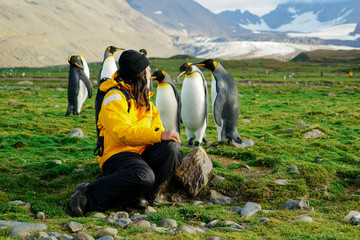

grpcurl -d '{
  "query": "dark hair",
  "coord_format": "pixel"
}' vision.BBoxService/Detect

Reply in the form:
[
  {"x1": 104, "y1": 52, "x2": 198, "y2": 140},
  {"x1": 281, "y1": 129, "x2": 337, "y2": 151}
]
[{"x1": 119, "y1": 69, "x2": 150, "y2": 111}]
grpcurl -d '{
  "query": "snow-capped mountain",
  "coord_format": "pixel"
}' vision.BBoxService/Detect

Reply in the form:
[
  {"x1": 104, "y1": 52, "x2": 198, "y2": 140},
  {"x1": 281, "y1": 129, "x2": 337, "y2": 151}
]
[{"x1": 218, "y1": 0, "x2": 360, "y2": 41}]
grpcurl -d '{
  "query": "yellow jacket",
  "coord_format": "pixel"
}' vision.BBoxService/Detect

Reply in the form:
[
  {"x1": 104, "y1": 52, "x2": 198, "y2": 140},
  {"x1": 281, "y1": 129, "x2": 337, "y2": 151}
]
[{"x1": 97, "y1": 74, "x2": 164, "y2": 169}]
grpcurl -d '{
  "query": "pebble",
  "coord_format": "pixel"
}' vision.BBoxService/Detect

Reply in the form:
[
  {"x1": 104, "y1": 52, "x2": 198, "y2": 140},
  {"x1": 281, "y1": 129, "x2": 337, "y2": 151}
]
[{"x1": 241, "y1": 202, "x2": 261, "y2": 218}]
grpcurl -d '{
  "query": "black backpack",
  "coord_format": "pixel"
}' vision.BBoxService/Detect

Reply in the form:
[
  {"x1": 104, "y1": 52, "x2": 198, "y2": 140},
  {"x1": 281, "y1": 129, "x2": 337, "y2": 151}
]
[{"x1": 94, "y1": 77, "x2": 132, "y2": 156}]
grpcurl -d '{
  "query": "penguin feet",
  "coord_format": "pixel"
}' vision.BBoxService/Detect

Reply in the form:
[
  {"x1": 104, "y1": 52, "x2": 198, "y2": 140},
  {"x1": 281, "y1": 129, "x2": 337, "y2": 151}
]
[{"x1": 186, "y1": 138, "x2": 195, "y2": 147}]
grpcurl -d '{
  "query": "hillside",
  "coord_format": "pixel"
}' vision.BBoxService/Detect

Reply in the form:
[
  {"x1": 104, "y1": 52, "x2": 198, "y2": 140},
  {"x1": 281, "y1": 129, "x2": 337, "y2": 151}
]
[
  {"x1": 0, "y1": 0, "x2": 181, "y2": 68},
  {"x1": 291, "y1": 49, "x2": 360, "y2": 63}
]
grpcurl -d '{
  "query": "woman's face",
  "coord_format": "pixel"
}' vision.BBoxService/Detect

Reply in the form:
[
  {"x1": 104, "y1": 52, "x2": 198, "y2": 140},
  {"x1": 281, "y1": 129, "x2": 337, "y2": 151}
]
[{"x1": 145, "y1": 66, "x2": 151, "y2": 82}]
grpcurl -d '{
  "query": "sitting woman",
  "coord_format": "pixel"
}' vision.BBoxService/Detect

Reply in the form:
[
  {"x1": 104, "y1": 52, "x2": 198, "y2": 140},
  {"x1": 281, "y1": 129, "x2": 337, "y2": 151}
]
[{"x1": 70, "y1": 49, "x2": 183, "y2": 215}]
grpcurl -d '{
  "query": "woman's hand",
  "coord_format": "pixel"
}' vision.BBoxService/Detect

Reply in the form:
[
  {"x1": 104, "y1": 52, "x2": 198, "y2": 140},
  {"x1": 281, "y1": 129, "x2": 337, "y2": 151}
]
[{"x1": 161, "y1": 130, "x2": 181, "y2": 143}]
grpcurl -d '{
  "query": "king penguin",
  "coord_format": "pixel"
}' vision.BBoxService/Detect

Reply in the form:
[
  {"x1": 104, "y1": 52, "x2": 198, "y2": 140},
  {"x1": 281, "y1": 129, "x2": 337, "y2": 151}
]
[
  {"x1": 195, "y1": 59, "x2": 242, "y2": 145},
  {"x1": 177, "y1": 63, "x2": 209, "y2": 146},
  {"x1": 151, "y1": 70, "x2": 181, "y2": 134},
  {"x1": 98, "y1": 46, "x2": 123, "y2": 86},
  {"x1": 66, "y1": 54, "x2": 93, "y2": 116}
]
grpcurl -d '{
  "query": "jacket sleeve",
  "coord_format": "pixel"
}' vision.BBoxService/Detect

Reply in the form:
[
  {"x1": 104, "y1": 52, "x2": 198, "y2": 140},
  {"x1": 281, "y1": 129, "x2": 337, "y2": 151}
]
[{"x1": 99, "y1": 91, "x2": 163, "y2": 146}]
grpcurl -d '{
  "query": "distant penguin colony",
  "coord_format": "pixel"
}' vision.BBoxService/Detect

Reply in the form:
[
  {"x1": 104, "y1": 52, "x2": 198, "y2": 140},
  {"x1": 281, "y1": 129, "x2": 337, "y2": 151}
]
[
  {"x1": 195, "y1": 59, "x2": 243, "y2": 145},
  {"x1": 177, "y1": 62, "x2": 209, "y2": 146},
  {"x1": 66, "y1": 54, "x2": 93, "y2": 116},
  {"x1": 151, "y1": 70, "x2": 181, "y2": 134}
]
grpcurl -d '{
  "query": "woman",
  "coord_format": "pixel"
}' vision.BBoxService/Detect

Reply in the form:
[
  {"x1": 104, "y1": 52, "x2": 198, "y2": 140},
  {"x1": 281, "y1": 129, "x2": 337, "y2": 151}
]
[{"x1": 70, "y1": 50, "x2": 183, "y2": 215}]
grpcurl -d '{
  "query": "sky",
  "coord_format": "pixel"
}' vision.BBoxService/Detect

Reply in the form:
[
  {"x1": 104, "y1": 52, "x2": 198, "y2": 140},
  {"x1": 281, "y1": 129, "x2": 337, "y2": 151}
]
[{"x1": 193, "y1": 0, "x2": 350, "y2": 16}]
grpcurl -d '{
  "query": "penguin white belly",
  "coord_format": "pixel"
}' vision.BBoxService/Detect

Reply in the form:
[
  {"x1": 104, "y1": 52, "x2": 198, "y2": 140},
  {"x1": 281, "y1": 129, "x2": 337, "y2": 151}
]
[
  {"x1": 181, "y1": 73, "x2": 207, "y2": 141},
  {"x1": 211, "y1": 76, "x2": 223, "y2": 141},
  {"x1": 77, "y1": 81, "x2": 88, "y2": 113},
  {"x1": 100, "y1": 56, "x2": 117, "y2": 79},
  {"x1": 156, "y1": 83, "x2": 178, "y2": 132}
]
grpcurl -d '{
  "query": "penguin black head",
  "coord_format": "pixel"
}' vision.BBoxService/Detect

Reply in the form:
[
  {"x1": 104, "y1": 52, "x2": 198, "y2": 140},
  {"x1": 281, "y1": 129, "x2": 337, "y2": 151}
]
[
  {"x1": 68, "y1": 55, "x2": 84, "y2": 69},
  {"x1": 150, "y1": 70, "x2": 166, "y2": 82},
  {"x1": 139, "y1": 49, "x2": 148, "y2": 56},
  {"x1": 107, "y1": 46, "x2": 124, "y2": 54},
  {"x1": 195, "y1": 59, "x2": 217, "y2": 72},
  {"x1": 177, "y1": 62, "x2": 193, "y2": 79}
]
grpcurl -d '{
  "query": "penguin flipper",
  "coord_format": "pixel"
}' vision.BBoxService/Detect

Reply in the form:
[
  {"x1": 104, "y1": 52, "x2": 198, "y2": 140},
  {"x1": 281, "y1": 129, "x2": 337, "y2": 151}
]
[
  {"x1": 213, "y1": 91, "x2": 226, "y2": 127},
  {"x1": 79, "y1": 70, "x2": 93, "y2": 98},
  {"x1": 170, "y1": 82, "x2": 182, "y2": 134}
]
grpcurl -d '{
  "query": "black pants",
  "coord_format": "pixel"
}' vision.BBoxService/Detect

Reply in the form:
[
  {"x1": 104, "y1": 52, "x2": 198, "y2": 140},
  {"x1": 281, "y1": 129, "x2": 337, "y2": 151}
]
[{"x1": 85, "y1": 141, "x2": 183, "y2": 212}]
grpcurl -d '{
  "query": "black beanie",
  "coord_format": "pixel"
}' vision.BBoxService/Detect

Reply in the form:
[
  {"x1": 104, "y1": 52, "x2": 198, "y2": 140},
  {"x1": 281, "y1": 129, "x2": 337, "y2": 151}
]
[{"x1": 118, "y1": 50, "x2": 150, "y2": 79}]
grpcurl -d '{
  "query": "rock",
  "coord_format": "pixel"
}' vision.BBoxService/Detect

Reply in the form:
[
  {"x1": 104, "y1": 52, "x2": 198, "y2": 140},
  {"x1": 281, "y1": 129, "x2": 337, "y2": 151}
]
[
  {"x1": 144, "y1": 206, "x2": 156, "y2": 215},
  {"x1": 230, "y1": 223, "x2": 244, "y2": 230},
  {"x1": 8, "y1": 101, "x2": 23, "y2": 106},
  {"x1": 129, "y1": 220, "x2": 150, "y2": 228},
  {"x1": 52, "y1": 159, "x2": 62, "y2": 165},
  {"x1": 328, "y1": 92, "x2": 336, "y2": 97},
  {"x1": 191, "y1": 200, "x2": 204, "y2": 206},
  {"x1": 148, "y1": 226, "x2": 167, "y2": 233},
  {"x1": 294, "y1": 216, "x2": 313, "y2": 223},
  {"x1": 315, "y1": 157, "x2": 324, "y2": 163},
  {"x1": 210, "y1": 190, "x2": 233, "y2": 205},
  {"x1": 68, "y1": 128, "x2": 84, "y2": 137},
  {"x1": 175, "y1": 147, "x2": 212, "y2": 196},
  {"x1": 114, "y1": 218, "x2": 132, "y2": 228},
  {"x1": 303, "y1": 129, "x2": 326, "y2": 139},
  {"x1": 350, "y1": 216, "x2": 360, "y2": 225},
  {"x1": 108, "y1": 211, "x2": 129, "y2": 223},
  {"x1": 97, "y1": 236, "x2": 114, "y2": 240},
  {"x1": 55, "y1": 87, "x2": 65, "y2": 91},
  {"x1": 240, "y1": 202, "x2": 261, "y2": 218},
  {"x1": 221, "y1": 220, "x2": 235, "y2": 226},
  {"x1": 158, "y1": 219, "x2": 178, "y2": 229},
  {"x1": 47, "y1": 232, "x2": 62, "y2": 239},
  {"x1": 230, "y1": 139, "x2": 255, "y2": 148},
  {"x1": 274, "y1": 179, "x2": 289, "y2": 185},
  {"x1": 206, "y1": 237, "x2": 226, "y2": 240},
  {"x1": 43, "y1": 236, "x2": 58, "y2": 240},
  {"x1": 73, "y1": 231, "x2": 94, "y2": 240},
  {"x1": 36, "y1": 212, "x2": 45, "y2": 220},
  {"x1": 289, "y1": 165, "x2": 300, "y2": 174},
  {"x1": 92, "y1": 212, "x2": 106, "y2": 219},
  {"x1": 26, "y1": 232, "x2": 49, "y2": 240},
  {"x1": 344, "y1": 211, "x2": 360, "y2": 221},
  {"x1": 59, "y1": 234, "x2": 73, "y2": 240},
  {"x1": 8, "y1": 200, "x2": 24, "y2": 205},
  {"x1": 176, "y1": 226, "x2": 197, "y2": 234},
  {"x1": 282, "y1": 200, "x2": 310, "y2": 210},
  {"x1": 205, "y1": 219, "x2": 219, "y2": 228},
  {"x1": 254, "y1": 217, "x2": 270, "y2": 223},
  {"x1": 53, "y1": 105, "x2": 60, "y2": 108},
  {"x1": 17, "y1": 81, "x2": 33, "y2": 85},
  {"x1": 0, "y1": 220, "x2": 48, "y2": 239},
  {"x1": 96, "y1": 227, "x2": 118, "y2": 238},
  {"x1": 227, "y1": 206, "x2": 242, "y2": 213},
  {"x1": 211, "y1": 175, "x2": 225, "y2": 184},
  {"x1": 286, "y1": 128, "x2": 293, "y2": 132},
  {"x1": 66, "y1": 221, "x2": 83, "y2": 233},
  {"x1": 130, "y1": 214, "x2": 147, "y2": 221},
  {"x1": 242, "y1": 119, "x2": 251, "y2": 123}
]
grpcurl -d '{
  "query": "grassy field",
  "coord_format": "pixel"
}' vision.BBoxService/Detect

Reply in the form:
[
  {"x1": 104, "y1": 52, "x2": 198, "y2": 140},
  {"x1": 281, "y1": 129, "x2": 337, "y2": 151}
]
[{"x1": 0, "y1": 56, "x2": 359, "y2": 239}]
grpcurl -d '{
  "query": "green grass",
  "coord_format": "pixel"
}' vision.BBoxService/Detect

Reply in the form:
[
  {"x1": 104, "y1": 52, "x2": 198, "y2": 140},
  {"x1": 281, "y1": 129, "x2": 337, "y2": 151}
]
[{"x1": 0, "y1": 56, "x2": 359, "y2": 239}]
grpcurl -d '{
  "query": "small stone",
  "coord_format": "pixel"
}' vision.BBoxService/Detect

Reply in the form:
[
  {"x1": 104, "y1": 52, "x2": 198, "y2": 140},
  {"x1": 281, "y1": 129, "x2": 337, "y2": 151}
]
[
  {"x1": 206, "y1": 237, "x2": 226, "y2": 240},
  {"x1": 227, "y1": 206, "x2": 242, "y2": 213},
  {"x1": 97, "y1": 236, "x2": 114, "y2": 240},
  {"x1": 17, "y1": 81, "x2": 33, "y2": 85},
  {"x1": 254, "y1": 217, "x2": 270, "y2": 223},
  {"x1": 191, "y1": 200, "x2": 204, "y2": 206},
  {"x1": 8, "y1": 101, "x2": 23, "y2": 106},
  {"x1": 59, "y1": 234, "x2": 73, "y2": 240},
  {"x1": 114, "y1": 218, "x2": 132, "y2": 228},
  {"x1": 176, "y1": 226, "x2": 197, "y2": 234},
  {"x1": 274, "y1": 179, "x2": 289, "y2": 185},
  {"x1": 148, "y1": 226, "x2": 167, "y2": 233},
  {"x1": 294, "y1": 216, "x2": 313, "y2": 223},
  {"x1": 66, "y1": 221, "x2": 83, "y2": 233},
  {"x1": 350, "y1": 216, "x2": 360, "y2": 225},
  {"x1": 53, "y1": 105, "x2": 60, "y2": 108},
  {"x1": 328, "y1": 92, "x2": 336, "y2": 97},
  {"x1": 289, "y1": 165, "x2": 300, "y2": 174},
  {"x1": 241, "y1": 202, "x2": 261, "y2": 218},
  {"x1": 36, "y1": 212, "x2": 46, "y2": 220},
  {"x1": 221, "y1": 220, "x2": 235, "y2": 226},
  {"x1": 282, "y1": 200, "x2": 310, "y2": 210},
  {"x1": 158, "y1": 219, "x2": 178, "y2": 229},
  {"x1": 53, "y1": 159, "x2": 62, "y2": 165},
  {"x1": 205, "y1": 219, "x2": 219, "y2": 228},
  {"x1": 43, "y1": 236, "x2": 58, "y2": 240},
  {"x1": 130, "y1": 214, "x2": 147, "y2": 221},
  {"x1": 129, "y1": 220, "x2": 151, "y2": 228},
  {"x1": 97, "y1": 227, "x2": 118, "y2": 237},
  {"x1": 230, "y1": 223, "x2": 244, "y2": 230},
  {"x1": 303, "y1": 129, "x2": 326, "y2": 139},
  {"x1": 92, "y1": 212, "x2": 106, "y2": 219},
  {"x1": 230, "y1": 139, "x2": 255, "y2": 148},
  {"x1": 211, "y1": 175, "x2": 225, "y2": 184},
  {"x1": 315, "y1": 157, "x2": 324, "y2": 163},
  {"x1": 210, "y1": 190, "x2": 233, "y2": 205},
  {"x1": 73, "y1": 231, "x2": 94, "y2": 240},
  {"x1": 68, "y1": 128, "x2": 84, "y2": 137},
  {"x1": 344, "y1": 211, "x2": 360, "y2": 221},
  {"x1": 286, "y1": 128, "x2": 293, "y2": 132},
  {"x1": 26, "y1": 232, "x2": 49, "y2": 240},
  {"x1": 55, "y1": 87, "x2": 65, "y2": 91},
  {"x1": 8, "y1": 200, "x2": 24, "y2": 205},
  {"x1": 242, "y1": 119, "x2": 251, "y2": 123}
]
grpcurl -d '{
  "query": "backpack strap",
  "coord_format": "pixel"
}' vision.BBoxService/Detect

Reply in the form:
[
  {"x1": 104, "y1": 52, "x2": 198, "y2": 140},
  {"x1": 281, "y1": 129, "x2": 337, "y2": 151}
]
[{"x1": 94, "y1": 86, "x2": 133, "y2": 157}]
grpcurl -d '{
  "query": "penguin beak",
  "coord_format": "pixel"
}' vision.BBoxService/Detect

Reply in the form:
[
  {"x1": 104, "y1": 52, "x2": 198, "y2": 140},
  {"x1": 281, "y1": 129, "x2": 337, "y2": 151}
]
[
  {"x1": 117, "y1": 48, "x2": 125, "y2": 51},
  {"x1": 195, "y1": 63, "x2": 205, "y2": 66},
  {"x1": 176, "y1": 71, "x2": 186, "y2": 80},
  {"x1": 150, "y1": 76, "x2": 156, "y2": 80},
  {"x1": 75, "y1": 62, "x2": 82, "y2": 69}
]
